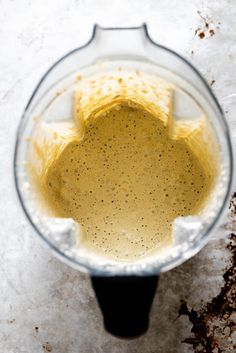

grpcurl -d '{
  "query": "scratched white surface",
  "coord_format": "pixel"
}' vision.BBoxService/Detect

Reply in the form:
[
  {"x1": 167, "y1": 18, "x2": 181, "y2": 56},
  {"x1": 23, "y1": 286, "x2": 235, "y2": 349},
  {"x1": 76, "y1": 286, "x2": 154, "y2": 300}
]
[{"x1": 0, "y1": 0, "x2": 236, "y2": 352}]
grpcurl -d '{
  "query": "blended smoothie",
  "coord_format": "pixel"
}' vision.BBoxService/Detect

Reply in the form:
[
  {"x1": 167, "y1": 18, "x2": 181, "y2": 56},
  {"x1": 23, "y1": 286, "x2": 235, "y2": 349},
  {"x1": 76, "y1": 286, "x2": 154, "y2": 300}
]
[{"x1": 30, "y1": 71, "x2": 216, "y2": 261}]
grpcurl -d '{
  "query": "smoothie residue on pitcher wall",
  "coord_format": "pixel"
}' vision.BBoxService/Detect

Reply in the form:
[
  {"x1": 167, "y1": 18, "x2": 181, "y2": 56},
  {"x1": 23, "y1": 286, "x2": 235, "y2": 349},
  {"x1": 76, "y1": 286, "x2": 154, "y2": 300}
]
[{"x1": 29, "y1": 70, "x2": 218, "y2": 262}]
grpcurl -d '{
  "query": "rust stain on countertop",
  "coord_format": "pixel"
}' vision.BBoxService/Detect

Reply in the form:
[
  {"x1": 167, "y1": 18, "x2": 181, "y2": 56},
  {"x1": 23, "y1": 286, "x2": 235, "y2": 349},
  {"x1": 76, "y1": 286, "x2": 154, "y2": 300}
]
[
  {"x1": 43, "y1": 342, "x2": 53, "y2": 352},
  {"x1": 178, "y1": 193, "x2": 236, "y2": 352},
  {"x1": 194, "y1": 11, "x2": 219, "y2": 39}
]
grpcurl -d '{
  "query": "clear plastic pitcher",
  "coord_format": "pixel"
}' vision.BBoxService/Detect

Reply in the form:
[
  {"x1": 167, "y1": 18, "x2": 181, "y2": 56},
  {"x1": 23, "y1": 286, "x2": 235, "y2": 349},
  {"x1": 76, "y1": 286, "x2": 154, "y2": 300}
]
[{"x1": 14, "y1": 25, "x2": 233, "y2": 338}]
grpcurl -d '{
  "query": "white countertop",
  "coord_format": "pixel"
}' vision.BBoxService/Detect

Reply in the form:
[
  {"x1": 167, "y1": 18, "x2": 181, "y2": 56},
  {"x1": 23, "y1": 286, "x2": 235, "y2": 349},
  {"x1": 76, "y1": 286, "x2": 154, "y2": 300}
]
[{"x1": 0, "y1": 0, "x2": 235, "y2": 352}]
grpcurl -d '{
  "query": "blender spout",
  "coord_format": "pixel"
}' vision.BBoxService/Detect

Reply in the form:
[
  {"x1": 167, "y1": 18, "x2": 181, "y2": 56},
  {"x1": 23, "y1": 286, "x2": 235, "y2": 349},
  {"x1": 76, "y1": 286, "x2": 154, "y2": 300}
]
[{"x1": 91, "y1": 23, "x2": 149, "y2": 59}]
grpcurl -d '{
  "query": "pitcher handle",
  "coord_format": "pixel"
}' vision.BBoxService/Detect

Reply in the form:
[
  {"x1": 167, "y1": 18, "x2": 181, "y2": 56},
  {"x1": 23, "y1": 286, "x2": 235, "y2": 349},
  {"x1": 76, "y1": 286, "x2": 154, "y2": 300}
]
[{"x1": 91, "y1": 275, "x2": 159, "y2": 338}]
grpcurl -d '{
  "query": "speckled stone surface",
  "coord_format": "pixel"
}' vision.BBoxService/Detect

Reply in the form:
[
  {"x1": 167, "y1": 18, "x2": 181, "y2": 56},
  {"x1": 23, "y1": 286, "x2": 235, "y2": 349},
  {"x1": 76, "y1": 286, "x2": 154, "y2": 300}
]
[{"x1": 0, "y1": 1, "x2": 236, "y2": 352}]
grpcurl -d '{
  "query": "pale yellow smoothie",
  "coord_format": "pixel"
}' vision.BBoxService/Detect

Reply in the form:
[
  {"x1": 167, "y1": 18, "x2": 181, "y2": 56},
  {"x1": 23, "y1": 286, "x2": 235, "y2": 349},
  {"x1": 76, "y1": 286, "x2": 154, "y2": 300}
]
[{"x1": 30, "y1": 71, "x2": 216, "y2": 261}]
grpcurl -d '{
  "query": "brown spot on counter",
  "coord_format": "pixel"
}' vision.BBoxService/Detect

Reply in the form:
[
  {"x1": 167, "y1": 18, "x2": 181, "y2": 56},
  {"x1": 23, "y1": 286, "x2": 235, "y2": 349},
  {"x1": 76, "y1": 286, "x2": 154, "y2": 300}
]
[
  {"x1": 43, "y1": 342, "x2": 52, "y2": 352},
  {"x1": 178, "y1": 232, "x2": 236, "y2": 352}
]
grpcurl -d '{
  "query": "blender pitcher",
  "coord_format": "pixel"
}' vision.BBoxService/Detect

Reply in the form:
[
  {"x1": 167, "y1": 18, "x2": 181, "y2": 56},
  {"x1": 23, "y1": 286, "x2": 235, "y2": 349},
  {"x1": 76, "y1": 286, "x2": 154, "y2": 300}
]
[{"x1": 14, "y1": 24, "x2": 233, "y2": 338}]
